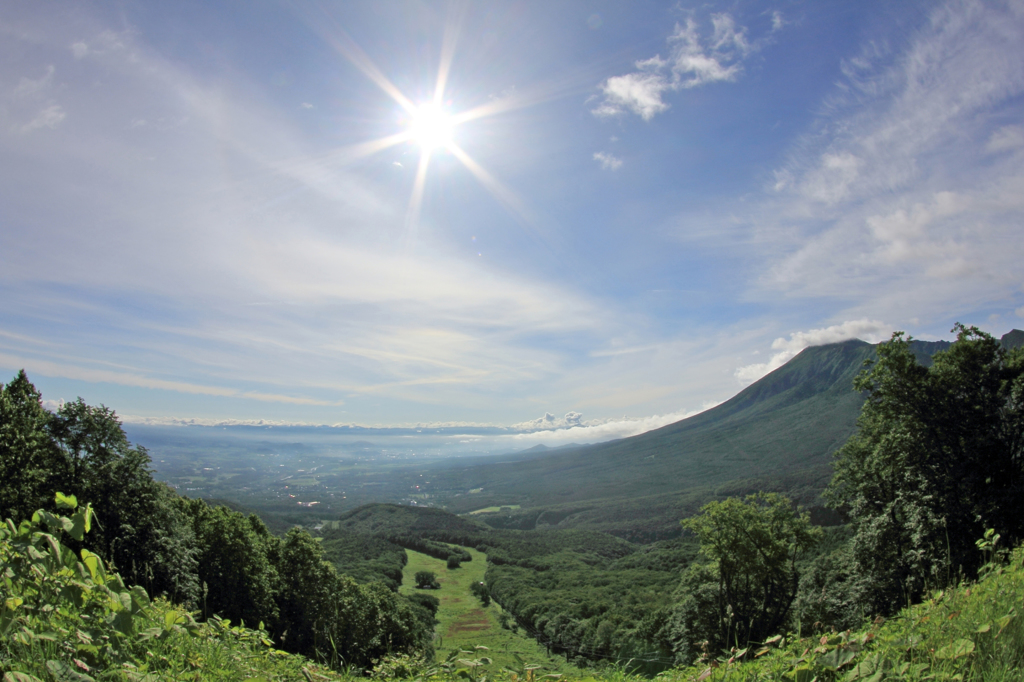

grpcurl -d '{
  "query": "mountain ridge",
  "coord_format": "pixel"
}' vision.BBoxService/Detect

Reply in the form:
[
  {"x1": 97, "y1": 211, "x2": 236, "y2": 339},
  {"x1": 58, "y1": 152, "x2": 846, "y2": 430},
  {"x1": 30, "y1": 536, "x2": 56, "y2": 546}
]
[{"x1": 417, "y1": 331, "x2": 1021, "y2": 539}]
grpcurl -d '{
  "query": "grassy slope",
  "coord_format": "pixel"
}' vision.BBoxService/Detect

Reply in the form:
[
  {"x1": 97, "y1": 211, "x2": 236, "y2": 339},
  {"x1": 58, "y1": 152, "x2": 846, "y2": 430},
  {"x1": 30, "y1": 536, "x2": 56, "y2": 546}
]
[
  {"x1": 400, "y1": 548, "x2": 575, "y2": 675},
  {"x1": 662, "y1": 545, "x2": 1024, "y2": 682}
]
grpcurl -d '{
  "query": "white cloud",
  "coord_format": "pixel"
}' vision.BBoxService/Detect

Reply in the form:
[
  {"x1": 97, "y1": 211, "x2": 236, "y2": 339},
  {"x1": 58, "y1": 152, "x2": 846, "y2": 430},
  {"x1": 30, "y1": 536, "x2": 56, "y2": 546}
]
[
  {"x1": 746, "y1": 0, "x2": 1024, "y2": 326},
  {"x1": 593, "y1": 14, "x2": 762, "y2": 120},
  {"x1": 68, "y1": 30, "x2": 127, "y2": 60},
  {"x1": 19, "y1": 105, "x2": 66, "y2": 133},
  {"x1": 592, "y1": 72, "x2": 670, "y2": 120},
  {"x1": 987, "y1": 125, "x2": 1024, "y2": 153},
  {"x1": 1016, "y1": 306, "x2": 1024, "y2": 319},
  {"x1": 41, "y1": 399, "x2": 65, "y2": 413},
  {"x1": 301, "y1": 102, "x2": 313, "y2": 109},
  {"x1": 14, "y1": 65, "x2": 55, "y2": 98},
  {"x1": 510, "y1": 411, "x2": 584, "y2": 431},
  {"x1": 503, "y1": 402, "x2": 721, "y2": 446},
  {"x1": 735, "y1": 319, "x2": 892, "y2": 385},
  {"x1": 593, "y1": 151, "x2": 623, "y2": 170},
  {"x1": 0, "y1": 351, "x2": 345, "y2": 406}
]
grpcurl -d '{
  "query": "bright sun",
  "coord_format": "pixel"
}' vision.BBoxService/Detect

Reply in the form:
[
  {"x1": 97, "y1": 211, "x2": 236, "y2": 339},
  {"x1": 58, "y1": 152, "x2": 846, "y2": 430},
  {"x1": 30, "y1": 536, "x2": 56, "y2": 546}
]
[{"x1": 408, "y1": 103, "x2": 454, "y2": 152}]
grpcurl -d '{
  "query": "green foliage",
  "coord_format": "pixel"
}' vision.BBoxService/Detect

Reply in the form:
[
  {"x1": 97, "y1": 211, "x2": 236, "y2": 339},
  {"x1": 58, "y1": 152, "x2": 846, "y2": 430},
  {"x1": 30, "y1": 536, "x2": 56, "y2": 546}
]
[
  {"x1": 0, "y1": 494, "x2": 349, "y2": 681},
  {"x1": 185, "y1": 499, "x2": 282, "y2": 628},
  {"x1": 0, "y1": 374, "x2": 200, "y2": 605},
  {"x1": 416, "y1": 571, "x2": 441, "y2": 589},
  {"x1": 318, "y1": 528, "x2": 407, "y2": 591},
  {"x1": 470, "y1": 581, "x2": 490, "y2": 607},
  {"x1": 792, "y1": 544, "x2": 865, "y2": 633},
  {"x1": 0, "y1": 371, "x2": 61, "y2": 524},
  {"x1": 826, "y1": 325, "x2": 1024, "y2": 614},
  {"x1": 0, "y1": 374, "x2": 434, "y2": 672},
  {"x1": 670, "y1": 494, "x2": 820, "y2": 663},
  {"x1": 667, "y1": 541, "x2": 1024, "y2": 682}
]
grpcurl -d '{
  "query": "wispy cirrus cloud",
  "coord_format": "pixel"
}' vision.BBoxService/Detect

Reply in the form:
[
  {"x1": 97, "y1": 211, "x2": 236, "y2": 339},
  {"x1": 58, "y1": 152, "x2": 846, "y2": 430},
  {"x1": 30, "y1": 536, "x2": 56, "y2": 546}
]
[
  {"x1": 715, "y1": 0, "x2": 1024, "y2": 329},
  {"x1": 592, "y1": 13, "x2": 768, "y2": 120}
]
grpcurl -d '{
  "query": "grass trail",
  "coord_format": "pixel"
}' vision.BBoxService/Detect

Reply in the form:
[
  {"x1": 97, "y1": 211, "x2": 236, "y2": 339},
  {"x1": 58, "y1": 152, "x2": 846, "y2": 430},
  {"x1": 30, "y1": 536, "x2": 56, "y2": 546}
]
[{"x1": 401, "y1": 547, "x2": 575, "y2": 675}]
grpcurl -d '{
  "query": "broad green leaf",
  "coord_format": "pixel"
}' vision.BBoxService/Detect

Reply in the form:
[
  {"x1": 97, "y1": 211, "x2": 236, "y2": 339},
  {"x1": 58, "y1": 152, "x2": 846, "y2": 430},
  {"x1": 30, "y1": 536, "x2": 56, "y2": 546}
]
[
  {"x1": 80, "y1": 549, "x2": 103, "y2": 580},
  {"x1": 54, "y1": 492, "x2": 77, "y2": 510},
  {"x1": 4, "y1": 672, "x2": 45, "y2": 682},
  {"x1": 69, "y1": 505, "x2": 93, "y2": 542},
  {"x1": 821, "y1": 646, "x2": 858, "y2": 670},
  {"x1": 935, "y1": 638, "x2": 975, "y2": 660},
  {"x1": 45, "y1": 660, "x2": 95, "y2": 682},
  {"x1": 845, "y1": 654, "x2": 888, "y2": 681},
  {"x1": 112, "y1": 610, "x2": 134, "y2": 637},
  {"x1": 130, "y1": 585, "x2": 151, "y2": 614},
  {"x1": 786, "y1": 666, "x2": 815, "y2": 682},
  {"x1": 44, "y1": 534, "x2": 62, "y2": 562}
]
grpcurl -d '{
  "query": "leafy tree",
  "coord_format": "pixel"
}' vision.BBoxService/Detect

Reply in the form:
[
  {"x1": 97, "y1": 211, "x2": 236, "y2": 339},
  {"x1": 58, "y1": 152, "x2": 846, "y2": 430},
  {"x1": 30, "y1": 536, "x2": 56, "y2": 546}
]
[
  {"x1": 670, "y1": 493, "x2": 819, "y2": 661},
  {"x1": 50, "y1": 398, "x2": 201, "y2": 604},
  {"x1": 470, "y1": 580, "x2": 490, "y2": 606},
  {"x1": 0, "y1": 371, "x2": 62, "y2": 522},
  {"x1": 793, "y1": 545, "x2": 865, "y2": 633},
  {"x1": 826, "y1": 325, "x2": 1024, "y2": 614},
  {"x1": 447, "y1": 555, "x2": 462, "y2": 569},
  {"x1": 414, "y1": 570, "x2": 439, "y2": 589},
  {"x1": 0, "y1": 374, "x2": 199, "y2": 604},
  {"x1": 185, "y1": 500, "x2": 281, "y2": 629}
]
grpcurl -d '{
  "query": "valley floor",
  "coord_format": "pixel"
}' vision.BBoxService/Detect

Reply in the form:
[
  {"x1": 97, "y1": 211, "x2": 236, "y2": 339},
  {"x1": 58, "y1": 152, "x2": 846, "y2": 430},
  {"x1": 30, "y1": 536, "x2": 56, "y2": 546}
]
[{"x1": 400, "y1": 547, "x2": 577, "y2": 675}]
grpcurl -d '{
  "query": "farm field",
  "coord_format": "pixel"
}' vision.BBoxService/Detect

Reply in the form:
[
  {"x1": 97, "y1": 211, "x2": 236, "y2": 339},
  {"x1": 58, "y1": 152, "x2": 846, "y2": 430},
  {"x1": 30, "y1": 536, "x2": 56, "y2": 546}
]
[{"x1": 400, "y1": 548, "x2": 575, "y2": 675}]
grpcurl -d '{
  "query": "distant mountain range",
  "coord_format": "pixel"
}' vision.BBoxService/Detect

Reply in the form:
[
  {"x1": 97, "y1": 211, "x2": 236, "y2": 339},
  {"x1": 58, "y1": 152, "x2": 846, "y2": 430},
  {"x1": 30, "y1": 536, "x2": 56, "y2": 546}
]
[{"x1": 419, "y1": 330, "x2": 1023, "y2": 541}]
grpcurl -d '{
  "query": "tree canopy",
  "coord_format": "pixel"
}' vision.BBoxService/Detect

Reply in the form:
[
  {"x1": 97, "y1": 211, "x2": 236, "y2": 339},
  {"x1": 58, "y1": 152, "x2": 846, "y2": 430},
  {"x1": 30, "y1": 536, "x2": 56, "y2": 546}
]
[
  {"x1": 826, "y1": 325, "x2": 1024, "y2": 613},
  {"x1": 670, "y1": 493, "x2": 819, "y2": 660},
  {"x1": 0, "y1": 371, "x2": 431, "y2": 670}
]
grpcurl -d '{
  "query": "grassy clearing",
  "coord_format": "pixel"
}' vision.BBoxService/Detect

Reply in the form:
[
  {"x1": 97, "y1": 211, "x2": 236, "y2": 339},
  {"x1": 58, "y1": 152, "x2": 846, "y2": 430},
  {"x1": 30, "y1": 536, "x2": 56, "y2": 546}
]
[
  {"x1": 468, "y1": 505, "x2": 522, "y2": 515},
  {"x1": 400, "y1": 547, "x2": 574, "y2": 675}
]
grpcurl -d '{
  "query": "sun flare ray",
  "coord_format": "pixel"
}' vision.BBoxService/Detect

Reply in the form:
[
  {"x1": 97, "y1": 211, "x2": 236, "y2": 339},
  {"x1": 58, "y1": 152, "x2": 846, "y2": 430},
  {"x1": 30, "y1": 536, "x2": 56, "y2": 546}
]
[
  {"x1": 433, "y1": 4, "x2": 467, "y2": 106},
  {"x1": 308, "y1": 11, "x2": 416, "y2": 112},
  {"x1": 446, "y1": 142, "x2": 546, "y2": 241},
  {"x1": 404, "y1": 151, "x2": 432, "y2": 243}
]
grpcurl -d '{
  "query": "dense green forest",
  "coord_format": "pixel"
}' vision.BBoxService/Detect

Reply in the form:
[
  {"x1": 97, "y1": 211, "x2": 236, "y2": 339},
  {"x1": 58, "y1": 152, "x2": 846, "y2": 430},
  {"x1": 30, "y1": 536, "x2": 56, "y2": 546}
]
[
  {"x1": 2, "y1": 325, "x2": 1023, "y2": 679},
  {"x1": 0, "y1": 370, "x2": 433, "y2": 671}
]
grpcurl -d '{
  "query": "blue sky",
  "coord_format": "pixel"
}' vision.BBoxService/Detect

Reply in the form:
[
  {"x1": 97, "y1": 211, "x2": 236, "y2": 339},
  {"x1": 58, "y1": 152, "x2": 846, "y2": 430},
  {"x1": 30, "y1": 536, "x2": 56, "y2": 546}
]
[{"x1": 2, "y1": 0, "x2": 1023, "y2": 443}]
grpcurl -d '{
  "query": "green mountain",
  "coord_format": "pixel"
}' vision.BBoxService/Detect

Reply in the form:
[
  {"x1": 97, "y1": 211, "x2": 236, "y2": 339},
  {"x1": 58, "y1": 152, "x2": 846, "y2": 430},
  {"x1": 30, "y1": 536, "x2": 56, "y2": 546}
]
[{"x1": 418, "y1": 331, "x2": 1022, "y2": 540}]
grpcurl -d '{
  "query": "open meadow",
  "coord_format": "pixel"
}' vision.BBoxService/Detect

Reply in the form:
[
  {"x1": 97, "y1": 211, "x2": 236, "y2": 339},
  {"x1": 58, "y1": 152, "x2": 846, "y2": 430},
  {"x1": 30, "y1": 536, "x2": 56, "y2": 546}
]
[{"x1": 400, "y1": 548, "x2": 576, "y2": 675}]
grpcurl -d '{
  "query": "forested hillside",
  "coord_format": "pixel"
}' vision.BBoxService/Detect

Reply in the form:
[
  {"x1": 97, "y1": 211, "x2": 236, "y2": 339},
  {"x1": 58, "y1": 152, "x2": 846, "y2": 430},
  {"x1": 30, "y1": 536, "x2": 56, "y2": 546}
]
[{"x1": 0, "y1": 371, "x2": 434, "y2": 670}]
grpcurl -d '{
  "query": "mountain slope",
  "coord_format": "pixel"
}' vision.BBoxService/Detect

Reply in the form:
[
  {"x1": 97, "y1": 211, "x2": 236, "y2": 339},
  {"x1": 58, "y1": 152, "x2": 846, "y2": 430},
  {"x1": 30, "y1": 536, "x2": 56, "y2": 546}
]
[{"x1": 412, "y1": 331, "x2": 1022, "y2": 539}]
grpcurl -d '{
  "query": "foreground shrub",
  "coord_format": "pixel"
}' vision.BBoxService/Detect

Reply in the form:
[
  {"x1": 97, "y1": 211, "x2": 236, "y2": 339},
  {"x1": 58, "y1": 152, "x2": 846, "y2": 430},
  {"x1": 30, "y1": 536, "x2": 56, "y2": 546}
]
[{"x1": 0, "y1": 493, "x2": 348, "y2": 681}]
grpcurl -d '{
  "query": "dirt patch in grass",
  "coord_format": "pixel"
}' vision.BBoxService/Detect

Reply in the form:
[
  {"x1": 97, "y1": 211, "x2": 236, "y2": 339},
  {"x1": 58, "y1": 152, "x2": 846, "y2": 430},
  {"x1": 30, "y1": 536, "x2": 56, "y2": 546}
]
[{"x1": 447, "y1": 608, "x2": 492, "y2": 636}]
